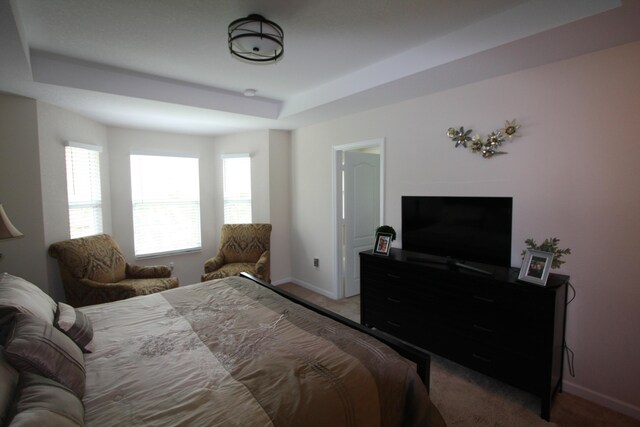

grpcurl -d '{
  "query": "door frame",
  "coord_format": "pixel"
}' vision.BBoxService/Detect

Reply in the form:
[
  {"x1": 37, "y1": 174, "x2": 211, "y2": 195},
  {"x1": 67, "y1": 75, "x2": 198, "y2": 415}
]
[{"x1": 332, "y1": 138, "x2": 385, "y2": 299}]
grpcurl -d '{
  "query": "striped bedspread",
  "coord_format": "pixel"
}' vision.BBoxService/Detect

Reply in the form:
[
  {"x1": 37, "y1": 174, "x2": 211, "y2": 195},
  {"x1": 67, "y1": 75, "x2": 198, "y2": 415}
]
[{"x1": 80, "y1": 276, "x2": 444, "y2": 426}]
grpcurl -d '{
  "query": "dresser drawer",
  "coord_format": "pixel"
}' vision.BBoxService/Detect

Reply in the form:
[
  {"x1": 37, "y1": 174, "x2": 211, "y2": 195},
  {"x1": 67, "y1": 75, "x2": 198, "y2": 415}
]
[
  {"x1": 361, "y1": 259, "x2": 425, "y2": 283},
  {"x1": 462, "y1": 340, "x2": 544, "y2": 394},
  {"x1": 362, "y1": 306, "x2": 424, "y2": 343}
]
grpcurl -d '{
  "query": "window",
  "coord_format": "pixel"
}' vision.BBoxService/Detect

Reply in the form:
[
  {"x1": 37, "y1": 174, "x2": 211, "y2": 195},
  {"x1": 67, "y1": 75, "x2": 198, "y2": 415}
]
[
  {"x1": 223, "y1": 154, "x2": 252, "y2": 224},
  {"x1": 65, "y1": 142, "x2": 103, "y2": 238},
  {"x1": 130, "y1": 154, "x2": 201, "y2": 257}
]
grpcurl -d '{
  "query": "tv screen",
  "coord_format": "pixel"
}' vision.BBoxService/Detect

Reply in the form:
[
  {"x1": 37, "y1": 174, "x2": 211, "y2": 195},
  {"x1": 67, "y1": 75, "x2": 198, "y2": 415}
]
[{"x1": 401, "y1": 196, "x2": 513, "y2": 267}]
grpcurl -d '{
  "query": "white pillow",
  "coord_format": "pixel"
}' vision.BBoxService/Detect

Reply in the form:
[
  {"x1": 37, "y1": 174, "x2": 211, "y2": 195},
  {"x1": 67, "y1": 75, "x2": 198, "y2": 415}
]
[{"x1": 0, "y1": 273, "x2": 57, "y2": 324}]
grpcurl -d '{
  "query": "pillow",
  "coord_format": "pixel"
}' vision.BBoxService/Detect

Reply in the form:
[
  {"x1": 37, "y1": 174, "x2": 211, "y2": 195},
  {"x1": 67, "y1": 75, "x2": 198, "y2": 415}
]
[
  {"x1": 3, "y1": 314, "x2": 85, "y2": 398},
  {"x1": 55, "y1": 302, "x2": 95, "y2": 353},
  {"x1": 0, "y1": 273, "x2": 57, "y2": 325},
  {"x1": 0, "y1": 351, "x2": 19, "y2": 425},
  {"x1": 6, "y1": 372, "x2": 84, "y2": 427}
]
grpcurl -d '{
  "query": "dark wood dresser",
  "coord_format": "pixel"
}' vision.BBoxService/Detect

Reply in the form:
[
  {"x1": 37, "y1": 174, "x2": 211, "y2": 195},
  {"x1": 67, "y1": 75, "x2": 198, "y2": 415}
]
[{"x1": 360, "y1": 248, "x2": 569, "y2": 420}]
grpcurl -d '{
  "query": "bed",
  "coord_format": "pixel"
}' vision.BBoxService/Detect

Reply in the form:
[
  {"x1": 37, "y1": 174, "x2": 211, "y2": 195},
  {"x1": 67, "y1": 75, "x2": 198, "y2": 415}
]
[{"x1": 1, "y1": 272, "x2": 445, "y2": 426}]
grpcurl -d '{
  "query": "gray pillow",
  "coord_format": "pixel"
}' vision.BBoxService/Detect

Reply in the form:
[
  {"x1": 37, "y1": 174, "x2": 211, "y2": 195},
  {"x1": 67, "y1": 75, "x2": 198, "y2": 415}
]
[
  {"x1": 0, "y1": 273, "x2": 57, "y2": 326},
  {"x1": 0, "y1": 350, "x2": 19, "y2": 425},
  {"x1": 6, "y1": 372, "x2": 84, "y2": 427},
  {"x1": 55, "y1": 302, "x2": 95, "y2": 353},
  {"x1": 4, "y1": 314, "x2": 86, "y2": 398}
]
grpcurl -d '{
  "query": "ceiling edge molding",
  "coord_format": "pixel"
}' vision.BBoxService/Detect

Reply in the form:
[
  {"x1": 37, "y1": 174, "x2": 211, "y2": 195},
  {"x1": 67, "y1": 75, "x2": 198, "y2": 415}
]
[
  {"x1": 279, "y1": 0, "x2": 621, "y2": 119},
  {"x1": 29, "y1": 50, "x2": 283, "y2": 120}
]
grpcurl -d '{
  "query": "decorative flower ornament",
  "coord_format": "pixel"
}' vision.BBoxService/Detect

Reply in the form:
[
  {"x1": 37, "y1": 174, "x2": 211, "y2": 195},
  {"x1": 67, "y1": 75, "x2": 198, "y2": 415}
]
[
  {"x1": 446, "y1": 119, "x2": 521, "y2": 159},
  {"x1": 486, "y1": 131, "x2": 504, "y2": 148},
  {"x1": 501, "y1": 119, "x2": 521, "y2": 140},
  {"x1": 447, "y1": 126, "x2": 472, "y2": 147}
]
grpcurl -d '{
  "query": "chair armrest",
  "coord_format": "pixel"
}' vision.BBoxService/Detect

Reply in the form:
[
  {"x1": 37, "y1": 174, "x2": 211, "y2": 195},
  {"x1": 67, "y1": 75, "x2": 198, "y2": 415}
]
[
  {"x1": 78, "y1": 278, "x2": 140, "y2": 304},
  {"x1": 255, "y1": 250, "x2": 270, "y2": 281},
  {"x1": 126, "y1": 264, "x2": 172, "y2": 279},
  {"x1": 204, "y1": 254, "x2": 225, "y2": 273}
]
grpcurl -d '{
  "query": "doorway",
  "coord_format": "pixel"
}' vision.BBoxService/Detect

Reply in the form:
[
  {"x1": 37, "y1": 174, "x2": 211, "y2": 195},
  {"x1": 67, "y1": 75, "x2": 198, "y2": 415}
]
[{"x1": 333, "y1": 139, "x2": 384, "y2": 298}]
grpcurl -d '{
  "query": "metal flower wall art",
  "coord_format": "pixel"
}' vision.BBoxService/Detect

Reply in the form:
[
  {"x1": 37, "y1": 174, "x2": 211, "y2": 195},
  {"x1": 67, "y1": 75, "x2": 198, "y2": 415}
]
[{"x1": 446, "y1": 119, "x2": 521, "y2": 159}]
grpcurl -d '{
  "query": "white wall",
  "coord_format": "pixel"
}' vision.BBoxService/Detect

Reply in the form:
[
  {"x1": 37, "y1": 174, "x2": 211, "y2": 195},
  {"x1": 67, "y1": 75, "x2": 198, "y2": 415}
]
[
  {"x1": 290, "y1": 41, "x2": 640, "y2": 418},
  {"x1": 1, "y1": 97, "x2": 292, "y2": 292},
  {"x1": 212, "y1": 130, "x2": 271, "y2": 224},
  {"x1": 107, "y1": 127, "x2": 216, "y2": 286},
  {"x1": 106, "y1": 127, "x2": 289, "y2": 285},
  {"x1": 37, "y1": 102, "x2": 111, "y2": 301},
  {"x1": 0, "y1": 94, "x2": 47, "y2": 290},
  {"x1": 268, "y1": 130, "x2": 293, "y2": 284},
  {"x1": 209, "y1": 129, "x2": 291, "y2": 283}
]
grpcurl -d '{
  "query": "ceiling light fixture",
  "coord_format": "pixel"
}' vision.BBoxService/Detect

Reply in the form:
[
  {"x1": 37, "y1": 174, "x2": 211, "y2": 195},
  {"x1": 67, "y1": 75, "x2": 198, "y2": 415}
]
[{"x1": 228, "y1": 14, "x2": 284, "y2": 63}]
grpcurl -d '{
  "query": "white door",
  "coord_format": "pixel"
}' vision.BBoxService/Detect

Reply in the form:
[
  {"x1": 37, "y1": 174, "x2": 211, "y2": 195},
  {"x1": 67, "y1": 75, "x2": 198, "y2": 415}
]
[{"x1": 343, "y1": 151, "x2": 380, "y2": 297}]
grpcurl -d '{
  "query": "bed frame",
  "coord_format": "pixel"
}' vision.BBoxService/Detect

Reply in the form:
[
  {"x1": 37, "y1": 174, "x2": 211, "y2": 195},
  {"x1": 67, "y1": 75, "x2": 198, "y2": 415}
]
[{"x1": 241, "y1": 272, "x2": 431, "y2": 390}]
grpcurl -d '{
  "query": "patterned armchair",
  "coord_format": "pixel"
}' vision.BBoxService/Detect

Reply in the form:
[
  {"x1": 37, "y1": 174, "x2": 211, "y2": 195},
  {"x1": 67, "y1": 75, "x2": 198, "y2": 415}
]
[
  {"x1": 48, "y1": 234, "x2": 179, "y2": 307},
  {"x1": 202, "y1": 224, "x2": 271, "y2": 283}
]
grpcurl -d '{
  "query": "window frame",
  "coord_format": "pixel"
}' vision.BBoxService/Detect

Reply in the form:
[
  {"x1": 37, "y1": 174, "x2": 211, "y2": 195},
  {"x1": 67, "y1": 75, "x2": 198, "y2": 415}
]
[
  {"x1": 130, "y1": 153, "x2": 202, "y2": 258},
  {"x1": 64, "y1": 141, "x2": 104, "y2": 239},
  {"x1": 222, "y1": 153, "x2": 253, "y2": 224}
]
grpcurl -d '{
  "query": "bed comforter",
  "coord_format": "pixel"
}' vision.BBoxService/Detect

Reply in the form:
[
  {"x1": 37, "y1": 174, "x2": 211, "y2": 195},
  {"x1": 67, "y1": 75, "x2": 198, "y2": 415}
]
[{"x1": 80, "y1": 276, "x2": 444, "y2": 426}]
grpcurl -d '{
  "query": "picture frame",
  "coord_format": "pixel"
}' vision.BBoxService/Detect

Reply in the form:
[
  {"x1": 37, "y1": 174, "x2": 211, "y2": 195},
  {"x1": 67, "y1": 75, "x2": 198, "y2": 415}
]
[
  {"x1": 373, "y1": 232, "x2": 393, "y2": 256},
  {"x1": 518, "y1": 249, "x2": 553, "y2": 286}
]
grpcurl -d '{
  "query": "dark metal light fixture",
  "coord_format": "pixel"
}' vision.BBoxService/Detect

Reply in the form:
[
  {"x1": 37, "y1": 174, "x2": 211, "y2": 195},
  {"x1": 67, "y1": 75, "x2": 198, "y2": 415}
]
[{"x1": 228, "y1": 14, "x2": 284, "y2": 63}]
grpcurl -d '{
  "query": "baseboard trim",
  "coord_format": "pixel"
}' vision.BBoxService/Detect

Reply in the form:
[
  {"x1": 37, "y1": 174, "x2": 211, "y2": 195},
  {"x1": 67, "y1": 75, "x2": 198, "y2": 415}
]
[
  {"x1": 271, "y1": 277, "x2": 294, "y2": 286},
  {"x1": 280, "y1": 278, "x2": 338, "y2": 300},
  {"x1": 562, "y1": 380, "x2": 640, "y2": 421}
]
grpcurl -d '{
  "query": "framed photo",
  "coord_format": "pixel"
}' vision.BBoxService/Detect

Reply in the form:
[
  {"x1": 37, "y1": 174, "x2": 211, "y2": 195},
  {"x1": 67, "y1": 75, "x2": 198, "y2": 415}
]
[
  {"x1": 518, "y1": 249, "x2": 553, "y2": 286},
  {"x1": 373, "y1": 232, "x2": 393, "y2": 256}
]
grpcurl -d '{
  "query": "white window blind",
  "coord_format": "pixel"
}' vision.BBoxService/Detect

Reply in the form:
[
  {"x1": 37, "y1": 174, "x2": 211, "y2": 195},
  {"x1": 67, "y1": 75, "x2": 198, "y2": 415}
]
[
  {"x1": 223, "y1": 155, "x2": 252, "y2": 224},
  {"x1": 65, "y1": 143, "x2": 103, "y2": 238},
  {"x1": 130, "y1": 154, "x2": 201, "y2": 257}
]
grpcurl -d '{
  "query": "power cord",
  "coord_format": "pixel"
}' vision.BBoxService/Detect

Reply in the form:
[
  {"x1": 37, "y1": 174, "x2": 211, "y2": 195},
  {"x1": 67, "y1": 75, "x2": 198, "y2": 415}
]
[
  {"x1": 564, "y1": 281, "x2": 576, "y2": 377},
  {"x1": 565, "y1": 344, "x2": 576, "y2": 377},
  {"x1": 567, "y1": 281, "x2": 576, "y2": 304}
]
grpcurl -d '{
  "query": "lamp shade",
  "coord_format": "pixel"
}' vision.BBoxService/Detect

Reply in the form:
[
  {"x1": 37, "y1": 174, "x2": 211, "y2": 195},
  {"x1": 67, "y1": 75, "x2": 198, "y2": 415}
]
[
  {"x1": 228, "y1": 14, "x2": 284, "y2": 63},
  {"x1": 0, "y1": 204, "x2": 23, "y2": 240}
]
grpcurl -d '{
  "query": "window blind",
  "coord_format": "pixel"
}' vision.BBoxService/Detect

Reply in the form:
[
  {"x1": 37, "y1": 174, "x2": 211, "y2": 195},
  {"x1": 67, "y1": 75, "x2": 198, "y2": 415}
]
[
  {"x1": 223, "y1": 155, "x2": 252, "y2": 224},
  {"x1": 65, "y1": 144, "x2": 103, "y2": 238},
  {"x1": 130, "y1": 154, "x2": 201, "y2": 257}
]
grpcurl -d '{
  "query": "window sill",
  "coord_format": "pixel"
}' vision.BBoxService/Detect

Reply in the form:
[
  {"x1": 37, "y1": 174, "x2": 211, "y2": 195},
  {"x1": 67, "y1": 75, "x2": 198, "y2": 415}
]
[{"x1": 135, "y1": 247, "x2": 201, "y2": 260}]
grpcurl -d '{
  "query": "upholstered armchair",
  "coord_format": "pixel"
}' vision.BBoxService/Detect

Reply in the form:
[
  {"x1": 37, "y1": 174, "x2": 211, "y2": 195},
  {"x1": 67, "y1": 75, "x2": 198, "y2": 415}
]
[
  {"x1": 202, "y1": 224, "x2": 272, "y2": 283},
  {"x1": 48, "y1": 234, "x2": 179, "y2": 307}
]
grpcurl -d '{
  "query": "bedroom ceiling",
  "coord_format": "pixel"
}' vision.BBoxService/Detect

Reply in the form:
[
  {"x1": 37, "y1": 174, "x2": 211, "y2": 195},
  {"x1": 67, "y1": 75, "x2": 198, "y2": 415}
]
[{"x1": 0, "y1": 0, "x2": 638, "y2": 135}]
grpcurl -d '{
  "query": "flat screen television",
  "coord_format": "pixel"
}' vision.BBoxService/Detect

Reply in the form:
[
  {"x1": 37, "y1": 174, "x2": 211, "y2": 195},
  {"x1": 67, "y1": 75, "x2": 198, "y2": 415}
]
[{"x1": 401, "y1": 196, "x2": 513, "y2": 267}]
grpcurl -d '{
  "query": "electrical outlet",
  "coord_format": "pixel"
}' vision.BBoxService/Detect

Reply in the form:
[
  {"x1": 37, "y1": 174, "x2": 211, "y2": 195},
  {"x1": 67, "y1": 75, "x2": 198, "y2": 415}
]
[
  {"x1": 313, "y1": 258, "x2": 319, "y2": 268},
  {"x1": 169, "y1": 262, "x2": 175, "y2": 272}
]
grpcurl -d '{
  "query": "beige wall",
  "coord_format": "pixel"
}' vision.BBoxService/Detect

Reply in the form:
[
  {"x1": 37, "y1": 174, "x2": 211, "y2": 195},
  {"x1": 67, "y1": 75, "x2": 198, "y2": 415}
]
[
  {"x1": 37, "y1": 102, "x2": 111, "y2": 301},
  {"x1": 106, "y1": 127, "x2": 288, "y2": 285},
  {"x1": 1, "y1": 99, "x2": 292, "y2": 292},
  {"x1": 268, "y1": 130, "x2": 293, "y2": 283},
  {"x1": 290, "y1": 41, "x2": 640, "y2": 417},
  {"x1": 107, "y1": 127, "x2": 216, "y2": 286},
  {"x1": 209, "y1": 129, "x2": 292, "y2": 283},
  {"x1": 0, "y1": 94, "x2": 47, "y2": 289}
]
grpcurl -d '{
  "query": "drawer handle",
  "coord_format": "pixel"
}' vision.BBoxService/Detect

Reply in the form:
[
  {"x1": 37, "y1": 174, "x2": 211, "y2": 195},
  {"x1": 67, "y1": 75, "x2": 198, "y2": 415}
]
[
  {"x1": 473, "y1": 324, "x2": 494, "y2": 333},
  {"x1": 386, "y1": 297, "x2": 401, "y2": 304},
  {"x1": 386, "y1": 320, "x2": 401, "y2": 328},
  {"x1": 472, "y1": 353, "x2": 492, "y2": 363},
  {"x1": 473, "y1": 295, "x2": 495, "y2": 303},
  {"x1": 386, "y1": 273, "x2": 401, "y2": 279}
]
